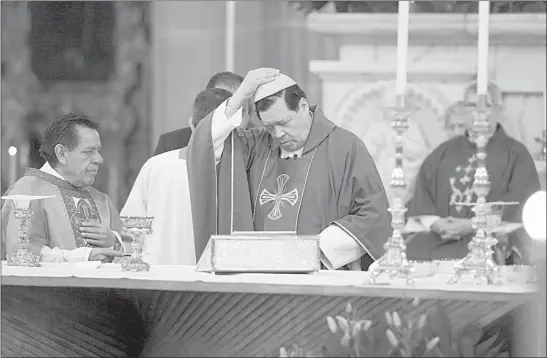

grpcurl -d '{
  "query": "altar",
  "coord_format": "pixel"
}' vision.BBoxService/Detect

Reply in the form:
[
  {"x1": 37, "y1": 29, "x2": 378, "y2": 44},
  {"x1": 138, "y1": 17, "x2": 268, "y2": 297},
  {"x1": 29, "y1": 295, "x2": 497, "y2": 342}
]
[{"x1": 1, "y1": 261, "x2": 540, "y2": 357}]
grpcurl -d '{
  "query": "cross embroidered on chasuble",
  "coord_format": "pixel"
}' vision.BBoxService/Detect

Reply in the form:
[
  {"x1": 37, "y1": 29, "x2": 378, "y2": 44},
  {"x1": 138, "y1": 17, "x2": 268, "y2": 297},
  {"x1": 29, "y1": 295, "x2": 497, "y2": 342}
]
[
  {"x1": 449, "y1": 153, "x2": 478, "y2": 213},
  {"x1": 259, "y1": 174, "x2": 299, "y2": 220}
]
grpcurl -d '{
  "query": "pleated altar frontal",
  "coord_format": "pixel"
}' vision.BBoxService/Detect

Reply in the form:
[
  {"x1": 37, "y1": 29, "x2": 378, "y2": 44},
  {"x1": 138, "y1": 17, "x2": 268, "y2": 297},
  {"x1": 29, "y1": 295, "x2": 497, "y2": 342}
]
[{"x1": 1, "y1": 262, "x2": 537, "y2": 357}]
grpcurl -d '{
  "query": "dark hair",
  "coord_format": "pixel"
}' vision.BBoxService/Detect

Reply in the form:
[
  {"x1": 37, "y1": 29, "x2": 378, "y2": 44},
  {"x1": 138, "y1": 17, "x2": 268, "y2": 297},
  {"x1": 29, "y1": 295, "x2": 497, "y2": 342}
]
[
  {"x1": 192, "y1": 88, "x2": 233, "y2": 127},
  {"x1": 205, "y1": 71, "x2": 244, "y2": 90},
  {"x1": 254, "y1": 84, "x2": 307, "y2": 119},
  {"x1": 39, "y1": 113, "x2": 99, "y2": 166}
]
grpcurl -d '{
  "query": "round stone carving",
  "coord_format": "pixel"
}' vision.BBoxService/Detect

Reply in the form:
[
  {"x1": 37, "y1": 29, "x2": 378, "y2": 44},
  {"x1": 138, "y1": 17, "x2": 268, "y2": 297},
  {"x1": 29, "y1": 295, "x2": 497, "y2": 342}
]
[{"x1": 333, "y1": 81, "x2": 451, "y2": 204}]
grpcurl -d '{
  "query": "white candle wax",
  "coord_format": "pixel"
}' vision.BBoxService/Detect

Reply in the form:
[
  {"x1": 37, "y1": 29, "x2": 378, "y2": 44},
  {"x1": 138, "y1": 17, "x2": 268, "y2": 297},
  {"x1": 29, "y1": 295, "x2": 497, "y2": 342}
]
[
  {"x1": 477, "y1": 1, "x2": 490, "y2": 95},
  {"x1": 8, "y1": 146, "x2": 18, "y2": 186},
  {"x1": 225, "y1": 1, "x2": 236, "y2": 72},
  {"x1": 395, "y1": 1, "x2": 410, "y2": 95}
]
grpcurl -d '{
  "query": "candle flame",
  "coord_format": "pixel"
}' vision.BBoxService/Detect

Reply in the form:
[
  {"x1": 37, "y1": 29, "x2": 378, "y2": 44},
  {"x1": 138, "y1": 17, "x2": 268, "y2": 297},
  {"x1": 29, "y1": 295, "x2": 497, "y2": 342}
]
[{"x1": 8, "y1": 146, "x2": 17, "y2": 156}]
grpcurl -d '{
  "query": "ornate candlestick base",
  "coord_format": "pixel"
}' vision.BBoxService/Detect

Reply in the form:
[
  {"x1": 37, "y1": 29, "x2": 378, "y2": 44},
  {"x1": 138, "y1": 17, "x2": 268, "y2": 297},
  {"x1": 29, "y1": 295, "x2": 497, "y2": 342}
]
[
  {"x1": 120, "y1": 216, "x2": 153, "y2": 272},
  {"x1": 2, "y1": 195, "x2": 55, "y2": 267},
  {"x1": 449, "y1": 232, "x2": 501, "y2": 285},
  {"x1": 368, "y1": 198, "x2": 414, "y2": 285}
]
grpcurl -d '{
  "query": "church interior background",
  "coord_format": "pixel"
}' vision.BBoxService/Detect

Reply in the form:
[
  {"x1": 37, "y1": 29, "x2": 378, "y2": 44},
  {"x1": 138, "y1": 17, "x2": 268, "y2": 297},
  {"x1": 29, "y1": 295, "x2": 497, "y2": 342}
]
[{"x1": 1, "y1": 0, "x2": 545, "y2": 208}]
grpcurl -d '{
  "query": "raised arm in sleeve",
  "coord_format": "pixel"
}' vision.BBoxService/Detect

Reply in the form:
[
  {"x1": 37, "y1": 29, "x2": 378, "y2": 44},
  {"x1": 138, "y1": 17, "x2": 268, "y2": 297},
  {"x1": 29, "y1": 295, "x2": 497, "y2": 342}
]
[{"x1": 211, "y1": 99, "x2": 242, "y2": 165}]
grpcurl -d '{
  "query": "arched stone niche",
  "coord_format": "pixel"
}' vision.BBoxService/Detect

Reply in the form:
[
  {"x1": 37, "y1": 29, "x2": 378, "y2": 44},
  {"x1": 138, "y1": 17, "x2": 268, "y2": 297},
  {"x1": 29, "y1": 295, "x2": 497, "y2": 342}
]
[
  {"x1": 332, "y1": 81, "x2": 451, "y2": 204},
  {"x1": 1, "y1": 1, "x2": 151, "y2": 206}
]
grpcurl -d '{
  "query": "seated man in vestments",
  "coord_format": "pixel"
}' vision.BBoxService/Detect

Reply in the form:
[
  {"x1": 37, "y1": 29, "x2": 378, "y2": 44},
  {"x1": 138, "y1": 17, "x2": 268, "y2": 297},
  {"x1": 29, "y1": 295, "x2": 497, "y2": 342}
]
[
  {"x1": 405, "y1": 81, "x2": 540, "y2": 262},
  {"x1": 187, "y1": 68, "x2": 392, "y2": 270},
  {"x1": 1, "y1": 114, "x2": 125, "y2": 262},
  {"x1": 121, "y1": 88, "x2": 232, "y2": 265}
]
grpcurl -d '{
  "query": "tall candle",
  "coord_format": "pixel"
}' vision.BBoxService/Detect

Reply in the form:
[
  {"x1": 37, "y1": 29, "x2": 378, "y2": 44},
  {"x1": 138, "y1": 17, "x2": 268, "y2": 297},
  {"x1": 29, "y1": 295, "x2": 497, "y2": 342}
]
[
  {"x1": 225, "y1": 1, "x2": 236, "y2": 72},
  {"x1": 8, "y1": 146, "x2": 17, "y2": 186},
  {"x1": 396, "y1": 1, "x2": 410, "y2": 95},
  {"x1": 477, "y1": 1, "x2": 490, "y2": 95}
]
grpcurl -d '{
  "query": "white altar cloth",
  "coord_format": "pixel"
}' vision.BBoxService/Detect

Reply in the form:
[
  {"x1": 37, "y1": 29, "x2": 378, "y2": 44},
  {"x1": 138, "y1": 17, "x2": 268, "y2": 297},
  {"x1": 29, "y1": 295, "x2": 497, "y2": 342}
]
[{"x1": 1, "y1": 261, "x2": 536, "y2": 300}]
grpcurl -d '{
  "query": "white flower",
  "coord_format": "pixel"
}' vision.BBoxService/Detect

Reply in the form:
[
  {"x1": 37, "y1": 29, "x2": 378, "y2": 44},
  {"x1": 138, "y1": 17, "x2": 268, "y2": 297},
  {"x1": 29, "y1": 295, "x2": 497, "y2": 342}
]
[
  {"x1": 335, "y1": 315, "x2": 349, "y2": 334},
  {"x1": 426, "y1": 336, "x2": 440, "y2": 351},
  {"x1": 279, "y1": 347, "x2": 288, "y2": 357},
  {"x1": 326, "y1": 316, "x2": 338, "y2": 334},
  {"x1": 392, "y1": 311, "x2": 402, "y2": 328},
  {"x1": 345, "y1": 301, "x2": 353, "y2": 314},
  {"x1": 418, "y1": 313, "x2": 427, "y2": 329},
  {"x1": 352, "y1": 321, "x2": 362, "y2": 336},
  {"x1": 362, "y1": 320, "x2": 373, "y2": 331},
  {"x1": 385, "y1": 311, "x2": 393, "y2": 326},
  {"x1": 386, "y1": 329, "x2": 399, "y2": 347}
]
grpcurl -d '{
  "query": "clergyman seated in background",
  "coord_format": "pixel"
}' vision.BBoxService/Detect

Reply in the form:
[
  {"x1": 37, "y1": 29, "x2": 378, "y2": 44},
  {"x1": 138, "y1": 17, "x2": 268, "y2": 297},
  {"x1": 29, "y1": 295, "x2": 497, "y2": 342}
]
[
  {"x1": 187, "y1": 68, "x2": 392, "y2": 270},
  {"x1": 121, "y1": 88, "x2": 233, "y2": 265},
  {"x1": 405, "y1": 81, "x2": 540, "y2": 262},
  {"x1": 153, "y1": 71, "x2": 244, "y2": 155},
  {"x1": 1, "y1": 114, "x2": 125, "y2": 262}
]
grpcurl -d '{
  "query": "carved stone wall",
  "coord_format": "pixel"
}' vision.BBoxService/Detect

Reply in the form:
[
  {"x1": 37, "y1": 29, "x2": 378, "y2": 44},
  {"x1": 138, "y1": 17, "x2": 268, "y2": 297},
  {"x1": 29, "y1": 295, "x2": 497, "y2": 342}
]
[{"x1": 1, "y1": 1, "x2": 151, "y2": 207}]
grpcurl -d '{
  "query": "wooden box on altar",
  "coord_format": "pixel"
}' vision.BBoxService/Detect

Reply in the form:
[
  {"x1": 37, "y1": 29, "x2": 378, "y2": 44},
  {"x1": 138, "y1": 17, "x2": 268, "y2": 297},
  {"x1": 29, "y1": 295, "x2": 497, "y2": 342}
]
[{"x1": 196, "y1": 232, "x2": 321, "y2": 273}]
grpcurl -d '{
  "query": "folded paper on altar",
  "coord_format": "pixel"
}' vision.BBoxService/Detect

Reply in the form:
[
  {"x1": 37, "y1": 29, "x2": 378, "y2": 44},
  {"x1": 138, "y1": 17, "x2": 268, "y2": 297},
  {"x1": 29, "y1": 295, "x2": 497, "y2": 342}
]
[{"x1": 196, "y1": 232, "x2": 321, "y2": 273}]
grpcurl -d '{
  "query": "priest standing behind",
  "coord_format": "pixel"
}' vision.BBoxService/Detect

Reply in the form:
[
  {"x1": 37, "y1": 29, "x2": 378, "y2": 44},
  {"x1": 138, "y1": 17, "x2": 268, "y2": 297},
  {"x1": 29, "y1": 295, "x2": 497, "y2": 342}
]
[
  {"x1": 121, "y1": 88, "x2": 233, "y2": 265},
  {"x1": 1, "y1": 114, "x2": 125, "y2": 262},
  {"x1": 187, "y1": 68, "x2": 392, "y2": 270}
]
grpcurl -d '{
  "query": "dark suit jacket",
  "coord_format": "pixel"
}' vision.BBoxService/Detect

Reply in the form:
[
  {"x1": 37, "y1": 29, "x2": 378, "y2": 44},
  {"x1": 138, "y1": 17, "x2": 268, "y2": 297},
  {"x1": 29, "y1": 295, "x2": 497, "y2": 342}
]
[{"x1": 153, "y1": 127, "x2": 192, "y2": 156}]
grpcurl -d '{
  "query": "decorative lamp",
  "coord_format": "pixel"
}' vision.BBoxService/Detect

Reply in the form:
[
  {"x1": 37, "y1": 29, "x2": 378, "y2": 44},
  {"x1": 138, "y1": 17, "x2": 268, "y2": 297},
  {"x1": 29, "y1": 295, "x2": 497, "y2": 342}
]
[{"x1": 523, "y1": 190, "x2": 546, "y2": 240}]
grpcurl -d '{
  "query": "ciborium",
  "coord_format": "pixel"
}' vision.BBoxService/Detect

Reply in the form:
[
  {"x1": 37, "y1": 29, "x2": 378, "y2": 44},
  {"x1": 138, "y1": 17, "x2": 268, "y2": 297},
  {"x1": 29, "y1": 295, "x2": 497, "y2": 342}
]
[
  {"x1": 120, "y1": 216, "x2": 153, "y2": 272},
  {"x1": 2, "y1": 195, "x2": 55, "y2": 267}
]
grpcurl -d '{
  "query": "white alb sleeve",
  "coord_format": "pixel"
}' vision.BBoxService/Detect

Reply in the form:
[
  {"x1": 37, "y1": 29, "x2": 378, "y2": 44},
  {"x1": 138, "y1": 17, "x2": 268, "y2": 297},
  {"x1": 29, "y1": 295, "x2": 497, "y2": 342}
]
[
  {"x1": 211, "y1": 99, "x2": 243, "y2": 166},
  {"x1": 319, "y1": 225, "x2": 366, "y2": 270}
]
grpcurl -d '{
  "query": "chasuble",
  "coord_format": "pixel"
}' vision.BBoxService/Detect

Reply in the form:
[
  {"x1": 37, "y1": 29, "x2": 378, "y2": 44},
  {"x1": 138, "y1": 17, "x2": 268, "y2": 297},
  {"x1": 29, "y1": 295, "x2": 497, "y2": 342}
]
[
  {"x1": 1, "y1": 164, "x2": 123, "y2": 262},
  {"x1": 187, "y1": 100, "x2": 392, "y2": 270},
  {"x1": 406, "y1": 125, "x2": 540, "y2": 260}
]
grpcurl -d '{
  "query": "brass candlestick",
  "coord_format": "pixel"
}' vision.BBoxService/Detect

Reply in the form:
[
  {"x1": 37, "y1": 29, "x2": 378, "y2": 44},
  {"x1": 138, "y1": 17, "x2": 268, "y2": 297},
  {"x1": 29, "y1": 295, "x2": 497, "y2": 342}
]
[
  {"x1": 450, "y1": 95, "x2": 501, "y2": 285},
  {"x1": 369, "y1": 94, "x2": 414, "y2": 285},
  {"x1": 2, "y1": 195, "x2": 54, "y2": 267},
  {"x1": 120, "y1": 216, "x2": 153, "y2": 272}
]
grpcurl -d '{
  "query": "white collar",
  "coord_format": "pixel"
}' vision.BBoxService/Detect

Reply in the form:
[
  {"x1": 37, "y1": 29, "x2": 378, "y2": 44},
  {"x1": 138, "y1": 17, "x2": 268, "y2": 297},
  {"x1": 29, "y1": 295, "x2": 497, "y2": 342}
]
[{"x1": 40, "y1": 162, "x2": 67, "y2": 181}]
